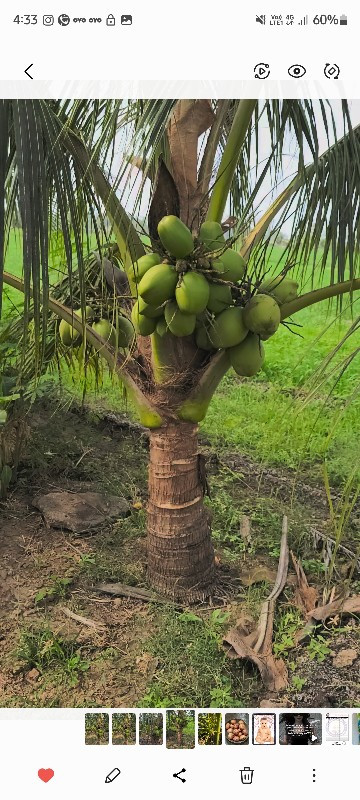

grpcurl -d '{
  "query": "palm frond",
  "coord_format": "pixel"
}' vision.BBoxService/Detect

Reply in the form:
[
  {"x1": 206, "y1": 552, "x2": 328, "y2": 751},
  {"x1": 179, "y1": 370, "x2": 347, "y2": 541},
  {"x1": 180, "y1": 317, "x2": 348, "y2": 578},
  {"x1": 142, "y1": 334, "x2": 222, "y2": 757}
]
[{"x1": 232, "y1": 102, "x2": 360, "y2": 286}]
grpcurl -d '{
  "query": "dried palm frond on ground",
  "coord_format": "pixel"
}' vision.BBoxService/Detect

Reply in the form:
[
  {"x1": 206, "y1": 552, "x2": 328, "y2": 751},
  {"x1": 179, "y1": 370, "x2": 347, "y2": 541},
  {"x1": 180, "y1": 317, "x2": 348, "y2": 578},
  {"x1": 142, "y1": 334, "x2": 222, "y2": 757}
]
[
  {"x1": 223, "y1": 516, "x2": 289, "y2": 691},
  {"x1": 224, "y1": 519, "x2": 360, "y2": 691}
]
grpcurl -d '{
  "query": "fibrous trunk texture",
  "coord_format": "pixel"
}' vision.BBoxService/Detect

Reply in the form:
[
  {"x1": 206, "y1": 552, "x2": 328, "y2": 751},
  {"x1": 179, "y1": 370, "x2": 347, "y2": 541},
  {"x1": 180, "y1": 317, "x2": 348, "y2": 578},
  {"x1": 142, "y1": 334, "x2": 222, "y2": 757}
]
[{"x1": 147, "y1": 421, "x2": 215, "y2": 601}]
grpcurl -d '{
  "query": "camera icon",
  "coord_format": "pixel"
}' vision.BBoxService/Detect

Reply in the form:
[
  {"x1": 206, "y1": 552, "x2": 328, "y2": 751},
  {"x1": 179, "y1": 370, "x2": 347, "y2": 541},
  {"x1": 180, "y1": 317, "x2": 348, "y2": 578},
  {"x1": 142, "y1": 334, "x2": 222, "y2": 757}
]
[{"x1": 43, "y1": 14, "x2": 54, "y2": 25}]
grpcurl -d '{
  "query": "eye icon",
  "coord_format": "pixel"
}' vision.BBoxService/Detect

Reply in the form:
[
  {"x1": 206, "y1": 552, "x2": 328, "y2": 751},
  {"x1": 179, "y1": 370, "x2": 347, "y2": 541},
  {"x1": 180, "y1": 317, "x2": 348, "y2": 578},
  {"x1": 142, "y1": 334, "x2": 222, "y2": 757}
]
[{"x1": 288, "y1": 64, "x2": 306, "y2": 78}]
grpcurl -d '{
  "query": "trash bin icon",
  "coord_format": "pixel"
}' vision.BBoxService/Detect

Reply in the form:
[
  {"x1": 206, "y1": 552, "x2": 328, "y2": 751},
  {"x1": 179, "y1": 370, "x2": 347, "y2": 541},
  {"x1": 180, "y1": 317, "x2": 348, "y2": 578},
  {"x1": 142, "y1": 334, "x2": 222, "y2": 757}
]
[{"x1": 240, "y1": 767, "x2": 254, "y2": 785}]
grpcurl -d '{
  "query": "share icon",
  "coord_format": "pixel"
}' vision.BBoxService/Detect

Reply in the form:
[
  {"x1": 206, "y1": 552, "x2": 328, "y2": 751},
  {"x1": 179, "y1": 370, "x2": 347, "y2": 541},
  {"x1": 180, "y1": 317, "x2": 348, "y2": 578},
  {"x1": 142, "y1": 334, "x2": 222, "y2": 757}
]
[{"x1": 173, "y1": 767, "x2": 186, "y2": 783}]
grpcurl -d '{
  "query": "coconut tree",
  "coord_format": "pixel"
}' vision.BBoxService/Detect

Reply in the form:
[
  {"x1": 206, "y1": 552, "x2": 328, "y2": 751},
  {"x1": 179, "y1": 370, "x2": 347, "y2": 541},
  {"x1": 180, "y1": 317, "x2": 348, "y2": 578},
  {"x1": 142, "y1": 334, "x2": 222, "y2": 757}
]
[
  {"x1": 1, "y1": 99, "x2": 359, "y2": 601},
  {"x1": 167, "y1": 709, "x2": 193, "y2": 747}
]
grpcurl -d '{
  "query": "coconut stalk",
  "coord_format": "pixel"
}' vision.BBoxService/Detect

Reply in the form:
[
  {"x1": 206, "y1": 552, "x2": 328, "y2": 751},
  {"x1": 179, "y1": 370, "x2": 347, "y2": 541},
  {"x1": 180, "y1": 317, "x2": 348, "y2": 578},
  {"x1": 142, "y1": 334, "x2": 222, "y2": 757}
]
[{"x1": 206, "y1": 100, "x2": 257, "y2": 224}]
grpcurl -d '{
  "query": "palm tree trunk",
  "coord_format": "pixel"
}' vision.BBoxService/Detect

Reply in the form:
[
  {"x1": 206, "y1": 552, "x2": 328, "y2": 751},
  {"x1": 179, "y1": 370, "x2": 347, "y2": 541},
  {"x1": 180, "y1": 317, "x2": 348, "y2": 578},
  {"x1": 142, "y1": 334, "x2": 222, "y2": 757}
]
[{"x1": 147, "y1": 421, "x2": 215, "y2": 601}]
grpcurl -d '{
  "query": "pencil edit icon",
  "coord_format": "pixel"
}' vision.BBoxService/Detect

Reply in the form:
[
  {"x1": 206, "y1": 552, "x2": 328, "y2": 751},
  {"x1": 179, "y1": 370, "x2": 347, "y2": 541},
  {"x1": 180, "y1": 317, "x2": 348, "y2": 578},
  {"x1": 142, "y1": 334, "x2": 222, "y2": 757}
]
[{"x1": 105, "y1": 767, "x2": 121, "y2": 783}]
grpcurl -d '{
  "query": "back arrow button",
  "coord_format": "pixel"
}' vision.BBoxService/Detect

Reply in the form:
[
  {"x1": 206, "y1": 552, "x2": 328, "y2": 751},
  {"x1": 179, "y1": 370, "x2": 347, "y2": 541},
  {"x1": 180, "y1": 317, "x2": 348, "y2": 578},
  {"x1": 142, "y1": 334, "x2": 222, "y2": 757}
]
[{"x1": 24, "y1": 64, "x2": 33, "y2": 79}]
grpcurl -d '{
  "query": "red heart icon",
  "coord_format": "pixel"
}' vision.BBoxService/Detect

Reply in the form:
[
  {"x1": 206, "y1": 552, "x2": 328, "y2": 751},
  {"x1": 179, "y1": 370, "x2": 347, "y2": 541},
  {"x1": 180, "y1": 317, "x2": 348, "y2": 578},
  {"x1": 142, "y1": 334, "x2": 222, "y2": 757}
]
[{"x1": 38, "y1": 768, "x2": 54, "y2": 783}]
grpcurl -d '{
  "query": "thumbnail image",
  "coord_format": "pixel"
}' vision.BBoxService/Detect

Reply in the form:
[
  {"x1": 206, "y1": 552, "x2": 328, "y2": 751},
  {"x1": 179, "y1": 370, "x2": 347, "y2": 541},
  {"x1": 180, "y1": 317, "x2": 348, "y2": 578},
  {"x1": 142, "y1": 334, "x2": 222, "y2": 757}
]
[
  {"x1": 279, "y1": 714, "x2": 322, "y2": 745},
  {"x1": 166, "y1": 711, "x2": 195, "y2": 749},
  {"x1": 139, "y1": 713, "x2": 163, "y2": 745},
  {"x1": 253, "y1": 713, "x2": 276, "y2": 745},
  {"x1": 225, "y1": 713, "x2": 249, "y2": 745},
  {"x1": 85, "y1": 713, "x2": 109, "y2": 745},
  {"x1": 0, "y1": 98, "x2": 359, "y2": 712},
  {"x1": 198, "y1": 713, "x2": 222, "y2": 745},
  {"x1": 325, "y1": 713, "x2": 349, "y2": 744},
  {"x1": 352, "y1": 714, "x2": 360, "y2": 744},
  {"x1": 112, "y1": 713, "x2": 136, "y2": 745}
]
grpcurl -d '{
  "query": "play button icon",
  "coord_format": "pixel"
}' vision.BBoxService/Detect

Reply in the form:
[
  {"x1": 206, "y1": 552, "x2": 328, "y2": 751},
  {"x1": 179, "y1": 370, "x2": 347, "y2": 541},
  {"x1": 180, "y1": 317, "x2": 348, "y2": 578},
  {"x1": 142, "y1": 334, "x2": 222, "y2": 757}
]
[{"x1": 254, "y1": 63, "x2": 270, "y2": 79}]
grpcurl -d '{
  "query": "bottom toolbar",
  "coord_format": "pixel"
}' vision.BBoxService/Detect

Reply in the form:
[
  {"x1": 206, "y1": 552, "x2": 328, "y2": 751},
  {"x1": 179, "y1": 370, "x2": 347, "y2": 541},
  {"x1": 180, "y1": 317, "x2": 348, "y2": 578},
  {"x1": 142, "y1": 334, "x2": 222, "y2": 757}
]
[{"x1": 0, "y1": 708, "x2": 358, "y2": 798}]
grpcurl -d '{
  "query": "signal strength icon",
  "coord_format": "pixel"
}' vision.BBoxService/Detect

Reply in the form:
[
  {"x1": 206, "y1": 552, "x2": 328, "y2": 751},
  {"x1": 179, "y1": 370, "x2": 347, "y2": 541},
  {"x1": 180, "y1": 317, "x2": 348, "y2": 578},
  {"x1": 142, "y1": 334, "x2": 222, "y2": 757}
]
[
  {"x1": 298, "y1": 14, "x2": 308, "y2": 25},
  {"x1": 256, "y1": 14, "x2": 266, "y2": 24}
]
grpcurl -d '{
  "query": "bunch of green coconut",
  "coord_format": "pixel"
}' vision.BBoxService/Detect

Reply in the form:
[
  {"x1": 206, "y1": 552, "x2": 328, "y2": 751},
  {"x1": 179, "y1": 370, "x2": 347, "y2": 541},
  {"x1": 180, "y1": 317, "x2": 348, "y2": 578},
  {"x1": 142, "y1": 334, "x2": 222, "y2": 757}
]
[
  {"x1": 132, "y1": 215, "x2": 298, "y2": 377},
  {"x1": 59, "y1": 306, "x2": 134, "y2": 352}
]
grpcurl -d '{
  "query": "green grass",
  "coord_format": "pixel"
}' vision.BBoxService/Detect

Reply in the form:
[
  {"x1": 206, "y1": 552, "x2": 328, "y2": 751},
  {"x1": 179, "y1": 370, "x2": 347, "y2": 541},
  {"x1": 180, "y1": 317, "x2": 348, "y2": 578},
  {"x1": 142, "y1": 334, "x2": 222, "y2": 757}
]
[
  {"x1": 3, "y1": 231, "x2": 360, "y2": 488},
  {"x1": 203, "y1": 299, "x2": 360, "y2": 483},
  {"x1": 140, "y1": 606, "x2": 257, "y2": 707},
  {"x1": 16, "y1": 625, "x2": 90, "y2": 687}
]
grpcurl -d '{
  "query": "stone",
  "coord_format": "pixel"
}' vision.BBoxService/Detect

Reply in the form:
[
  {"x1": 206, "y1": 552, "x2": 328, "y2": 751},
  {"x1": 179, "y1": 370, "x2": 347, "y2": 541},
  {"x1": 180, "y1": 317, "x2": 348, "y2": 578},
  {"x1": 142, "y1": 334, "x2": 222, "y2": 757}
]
[
  {"x1": 26, "y1": 668, "x2": 40, "y2": 682},
  {"x1": 332, "y1": 648, "x2": 358, "y2": 669},
  {"x1": 33, "y1": 491, "x2": 130, "y2": 533}
]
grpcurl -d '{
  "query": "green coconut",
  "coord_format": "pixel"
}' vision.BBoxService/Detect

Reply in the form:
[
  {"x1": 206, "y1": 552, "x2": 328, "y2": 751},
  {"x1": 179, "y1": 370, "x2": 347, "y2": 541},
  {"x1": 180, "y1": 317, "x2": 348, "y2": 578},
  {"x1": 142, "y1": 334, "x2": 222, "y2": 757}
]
[
  {"x1": 228, "y1": 333, "x2": 265, "y2": 377},
  {"x1": 0, "y1": 410, "x2": 7, "y2": 425},
  {"x1": 164, "y1": 301, "x2": 196, "y2": 337},
  {"x1": 198, "y1": 221, "x2": 225, "y2": 251},
  {"x1": 155, "y1": 318, "x2": 168, "y2": 337},
  {"x1": 92, "y1": 319, "x2": 117, "y2": 348},
  {"x1": 209, "y1": 307, "x2": 248, "y2": 349},
  {"x1": 207, "y1": 283, "x2": 233, "y2": 314},
  {"x1": 132, "y1": 252, "x2": 161, "y2": 284},
  {"x1": 75, "y1": 305, "x2": 95, "y2": 322},
  {"x1": 138, "y1": 263, "x2": 177, "y2": 306},
  {"x1": 195, "y1": 310, "x2": 208, "y2": 326},
  {"x1": 117, "y1": 316, "x2": 135, "y2": 347},
  {"x1": 59, "y1": 305, "x2": 95, "y2": 347},
  {"x1": 59, "y1": 318, "x2": 82, "y2": 347},
  {"x1": 157, "y1": 215, "x2": 194, "y2": 259},
  {"x1": 211, "y1": 258, "x2": 226, "y2": 273},
  {"x1": 131, "y1": 301, "x2": 157, "y2": 336},
  {"x1": 137, "y1": 295, "x2": 163, "y2": 319},
  {"x1": 195, "y1": 324, "x2": 215, "y2": 351},
  {"x1": 176, "y1": 271, "x2": 210, "y2": 314},
  {"x1": 243, "y1": 293, "x2": 281, "y2": 339},
  {"x1": 259, "y1": 275, "x2": 298, "y2": 304},
  {"x1": 218, "y1": 249, "x2": 246, "y2": 282}
]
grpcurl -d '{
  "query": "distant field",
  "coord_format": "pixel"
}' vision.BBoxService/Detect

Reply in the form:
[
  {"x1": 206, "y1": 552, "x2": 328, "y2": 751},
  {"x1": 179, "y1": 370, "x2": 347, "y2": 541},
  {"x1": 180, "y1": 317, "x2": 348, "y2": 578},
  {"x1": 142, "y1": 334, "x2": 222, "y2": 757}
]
[{"x1": 2, "y1": 230, "x2": 99, "y2": 314}]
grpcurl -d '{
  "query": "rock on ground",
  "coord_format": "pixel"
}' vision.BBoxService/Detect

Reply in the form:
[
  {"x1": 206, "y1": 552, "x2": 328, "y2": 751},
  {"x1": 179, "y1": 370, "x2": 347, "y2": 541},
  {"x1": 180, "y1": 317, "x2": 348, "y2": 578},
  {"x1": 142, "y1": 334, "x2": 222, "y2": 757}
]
[{"x1": 33, "y1": 491, "x2": 130, "y2": 533}]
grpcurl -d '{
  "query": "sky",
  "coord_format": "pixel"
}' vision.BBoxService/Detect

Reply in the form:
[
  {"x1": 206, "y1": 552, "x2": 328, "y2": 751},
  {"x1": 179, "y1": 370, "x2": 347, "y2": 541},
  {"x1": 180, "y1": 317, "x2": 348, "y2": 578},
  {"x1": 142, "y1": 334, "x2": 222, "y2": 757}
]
[{"x1": 111, "y1": 99, "x2": 360, "y2": 237}]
